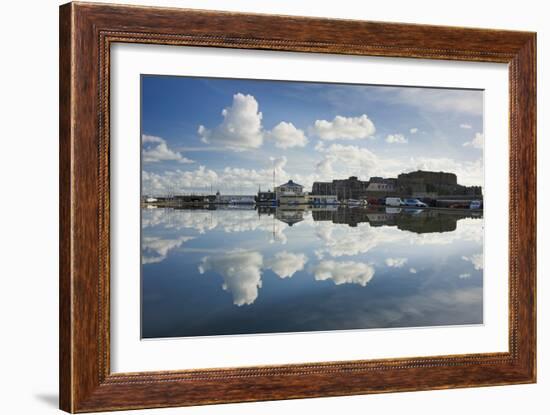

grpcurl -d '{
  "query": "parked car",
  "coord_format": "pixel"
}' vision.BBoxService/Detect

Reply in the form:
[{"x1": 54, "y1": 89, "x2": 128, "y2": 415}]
[
  {"x1": 469, "y1": 200, "x2": 482, "y2": 209},
  {"x1": 367, "y1": 197, "x2": 382, "y2": 205},
  {"x1": 385, "y1": 197, "x2": 403, "y2": 207},
  {"x1": 403, "y1": 198, "x2": 428, "y2": 208},
  {"x1": 419, "y1": 197, "x2": 437, "y2": 207}
]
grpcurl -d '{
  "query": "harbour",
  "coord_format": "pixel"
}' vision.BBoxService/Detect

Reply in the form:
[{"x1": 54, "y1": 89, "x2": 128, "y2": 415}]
[{"x1": 142, "y1": 170, "x2": 483, "y2": 211}]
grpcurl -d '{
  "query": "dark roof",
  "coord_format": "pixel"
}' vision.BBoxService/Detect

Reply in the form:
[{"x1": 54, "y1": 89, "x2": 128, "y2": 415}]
[{"x1": 280, "y1": 180, "x2": 303, "y2": 187}]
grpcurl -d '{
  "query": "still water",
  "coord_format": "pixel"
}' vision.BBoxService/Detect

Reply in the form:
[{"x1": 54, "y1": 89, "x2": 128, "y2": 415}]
[{"x1": 141, "y1": 206, "x2": 483, "y2": 338}]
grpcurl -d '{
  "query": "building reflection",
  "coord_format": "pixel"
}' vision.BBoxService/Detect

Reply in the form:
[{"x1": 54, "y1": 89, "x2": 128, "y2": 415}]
[
  {"x1": 167, "y1": 204, "x2": 482, "y2": 234},
  {"x1": 258, "y1": 206, "x2": 481, "y2": 234}
]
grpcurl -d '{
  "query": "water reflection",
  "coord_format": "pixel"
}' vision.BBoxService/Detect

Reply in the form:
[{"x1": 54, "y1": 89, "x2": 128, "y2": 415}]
[{"x1": 141, "y1": 206, "x2": 483, "y2": 338}]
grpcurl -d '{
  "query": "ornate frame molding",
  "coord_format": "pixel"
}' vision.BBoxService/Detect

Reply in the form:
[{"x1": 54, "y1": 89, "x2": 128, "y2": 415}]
[{"x1": 60, "y1": 2, "x2": 536, "y2": 412}]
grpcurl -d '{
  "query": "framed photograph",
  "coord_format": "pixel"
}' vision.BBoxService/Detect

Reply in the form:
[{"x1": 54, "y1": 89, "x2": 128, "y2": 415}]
[{"x1": 59, "y1": 2, "x2": 536, "y2": 412}]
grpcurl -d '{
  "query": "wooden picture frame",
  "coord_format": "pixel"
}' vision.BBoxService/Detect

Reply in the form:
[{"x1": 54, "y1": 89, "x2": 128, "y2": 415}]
[{"x1": 59, "y1": 2, "x2": 536, "y2": 412}]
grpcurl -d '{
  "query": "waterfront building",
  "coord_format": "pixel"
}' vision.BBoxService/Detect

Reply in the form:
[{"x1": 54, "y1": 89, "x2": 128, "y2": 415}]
[
  {"x1": 256, "y1": 190, "x2": 276, "y2": 205},
  {"x1": 307, "y1": 194, "x2": 339, "y2": 205},
  {"x1": 215, "y1": 193, "x2": 255, "y2": 204},
  {"x1": 311, "y1": 171, "x2": 482, "y2": 200},
  {"x1": 275, "y1": 180, "x2": 304, "y2": 196},
  {"x1": 312, "y1": 176, "x2": 373, "y2": 200},
  {"x1": 396, "y1": 170, "x2": 482, "y2": 197},
  {"x1": 275, "y1": 180, "x2": 307, "y2": 205},
  {"x1": 366, "y1": 177, "x2": 396, "y2": 192}
]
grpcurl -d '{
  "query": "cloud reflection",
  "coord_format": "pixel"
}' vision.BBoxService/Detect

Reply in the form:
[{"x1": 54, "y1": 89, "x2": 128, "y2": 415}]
[
  {"x1": 385, "y1": 257, "x2": 408, "y2": 268},
  {"x1": 266, "y1": 251, "x2": 308, "y2": 279},
  {"x1": 312, "y1": 260, "x2": 375, "y2": 287},
  {"x1": 198, "y1": 250, "x2": 264, "y2": 306},
  {"x1": 462, "y1": 253, "x2": 483, "y2": 270},
  {"x1": 142, "y1": 235, "x2": 194, "y2": 264}
]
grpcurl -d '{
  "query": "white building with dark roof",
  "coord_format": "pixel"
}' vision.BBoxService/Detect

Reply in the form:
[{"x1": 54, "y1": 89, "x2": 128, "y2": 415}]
[{"x1": 275, "y1": 180, "x2": 307, "y2": 205}]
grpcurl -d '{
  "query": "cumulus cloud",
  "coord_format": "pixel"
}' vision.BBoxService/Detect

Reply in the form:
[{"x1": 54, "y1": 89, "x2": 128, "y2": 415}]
[
  {"x1": 315, "y1": 143, "x2": 379, "y2": 179},
  {"x1": 385, "y1": 133, "x2": 408, "y2": 144},
  {"x1": 313, "y1": 142, "x2": 482, "y2": 187},
  {"x1": 142, "y1": 134, "x2": 194, "y2": 164},
  {"x1": 197, "y1": 93, "x2": 312, "y2": 151},
  {"x1": 143, "y1": 140, "x2": 483, "y2": 196},
  {"x1": 269, "y1": 155, "x2": 287, "y2": 171},
  {"x1": 142, "y1": 166, "x2": 219, "y2": 195},
  {"x1": 385, "y1": 257, "x2": 408, "y2": 268},
  {"x1": 311, "y1": 114, "x2": 376, "y2": 140},
  {"x1": 315, "y1": 158, "x2": 334, "y2": 176},
  {"x1": 409, "y1": 268, "x2": 417, "y2": 274},
  {"x1": 266, "y1": 251, "x2": 308, "y2": 278},
  {"x1": 198, "y1": 250, "x2": 264, "y2": 306},
  {"x1": 141, "y1": 235, "x2": 194, "y2": 264},
  {"x1": 463, "y1": 132, "x2": 484, "y2": 149},
  {"x1": 268, "y1": 121, "x2": 308, "y2": 149},
  {"x1": 409, "y1": 128, "x2": 418, "y2": 134},
  {"x1": 198, "y1": 93, "x2": 264, "y2": 151},
  {"x1": 142, "y1": 156, "x2": 292, "y2": 195},
  {"x1": 312, "y1": 260, "x2": 375, "y2": 286},
  {"x1": 460, "y1": 123, "x2": 472, "y2": 129},
  {"x1": 462, "y1": 253, "x2": 483, "y2": 270}
]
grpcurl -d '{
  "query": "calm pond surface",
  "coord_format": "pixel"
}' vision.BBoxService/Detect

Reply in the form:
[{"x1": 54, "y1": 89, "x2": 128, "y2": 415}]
[{"x1": 141, "y1": 206, "x2": 483, "y2": 338}]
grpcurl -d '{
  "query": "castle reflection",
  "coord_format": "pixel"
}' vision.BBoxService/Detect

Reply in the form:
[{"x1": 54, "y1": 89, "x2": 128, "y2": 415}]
[{"x1": 255, "y1": 205, "x2": 481, "y2": 233}]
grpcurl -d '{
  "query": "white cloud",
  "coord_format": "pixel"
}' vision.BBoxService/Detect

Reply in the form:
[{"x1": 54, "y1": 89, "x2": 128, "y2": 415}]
[
  {"x1": 268, "y1": 121, "x2": 308, "y2": 149},
  {"x1": 312, "y1": 260, "x2": 375, "y2": 286},
  {"x1": 266, "y1": 251, "x2": 308, "y2": 278},
  {"x1": 197, "y1": 94, "x2": 311, "y2": 151},
  {"x1": 198, "y1": 93, "x2": 264, "y2": 151},
  {"x1": 409, "y1": 128, "x2": 418, "y2": 134},
  {"x1": 314, "y1": 141, "x2": 325, "y2": 152},
  {"x1": 460, "y1": 123, "x2": 472, "y2": 129},
  {"x1": 142, "y1": 166, "x2": 219, "y2": 195},
  {"x1": 314, "y1": 142, "x2": 482, "y2": 187},
  {"x1": 385, "y1": 257, "x2": 408, "y2": 268},
  {"x1": 385, "y1": 133, "x2": 408, "y2": 144},
  {"x1": 142, "y1": 135, "x2": 164, "y2": 144},
  {"x1": 315, "y1": 143, "x2": 379, "y2": 179},
  {"x1": 142, "y1": 155, "x2": 293, "y2": 195},
  {"x1": 462, "y1": 253, "x2": 483, "y2": 270},
  {"x1": 142, "y1": 134, "x2": 194, "y2": 164},
  {"x1": 269, "y1": 155, "x2": 287, "y2": 171},
  {"x1": 463, "y1": 132, "x2": 484, "y2": 150},
  {"x1": 312, "y1": 114, "x2": 376, "y2": 140},
  {"x1": 143, "y1": 139, "x2": 483, "y2": 196},
  {"x1": 390, "y1": 88, "x2": 483, "y2": 115},
  {"x1": 315, "y1": 158, "x2": 334, "y2": 176},
  {"x1": 459, "y1": 273, "x2": 472, "y2": 279},
  {"x1": 198, "y1": 250, "x2": 263, "y2": 306},
  {"x1": 142, "y1": 235, "x2": 194, "y2": 264},
  {"x1": 409, "y1": 268, "x2": 417, "y2": 274}
]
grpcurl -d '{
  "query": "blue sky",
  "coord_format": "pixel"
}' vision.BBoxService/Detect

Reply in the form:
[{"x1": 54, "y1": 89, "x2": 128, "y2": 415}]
[{"x1": 141, "y1": 75, "x2": 484, "y2": 195}]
